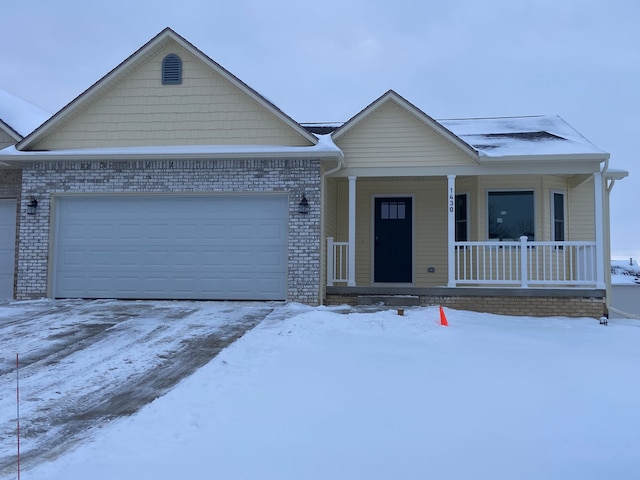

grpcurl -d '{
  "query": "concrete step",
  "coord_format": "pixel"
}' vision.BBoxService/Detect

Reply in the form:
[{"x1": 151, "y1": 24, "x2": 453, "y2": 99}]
[{"x1": 357, "y1": 295, "x2": 420, "y2": 307}]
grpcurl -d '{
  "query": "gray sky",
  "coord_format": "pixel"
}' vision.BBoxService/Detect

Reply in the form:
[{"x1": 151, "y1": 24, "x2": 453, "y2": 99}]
[{"x1": 2, "y1": 0, "x2": 638, "y2": 258}]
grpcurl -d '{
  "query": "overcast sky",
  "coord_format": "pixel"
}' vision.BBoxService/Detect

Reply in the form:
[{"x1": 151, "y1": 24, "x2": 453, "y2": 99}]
[{"x1": 2, "y1": 0, "x2": 638, "y2": 258}]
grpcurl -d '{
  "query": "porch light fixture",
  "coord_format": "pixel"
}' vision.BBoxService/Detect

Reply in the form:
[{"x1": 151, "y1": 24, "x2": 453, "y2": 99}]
[
  {"x1": 26, "y1": 196, "x2": 38, "y2": 216},
  {"x1": 298, "y1": 195, "x2": 309, "y2": 214}
]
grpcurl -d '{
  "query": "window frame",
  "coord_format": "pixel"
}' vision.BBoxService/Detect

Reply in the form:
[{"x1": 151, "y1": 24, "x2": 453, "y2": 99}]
[
  {"x1": 455, "y1": 192, "x2": 469, "y2": 242},
  {"x1": 486, "y1": 189, "x2": 536, "y2": 241},
  {"x1": 551, "y1": 190, "x2": 566, "y2": 242}
]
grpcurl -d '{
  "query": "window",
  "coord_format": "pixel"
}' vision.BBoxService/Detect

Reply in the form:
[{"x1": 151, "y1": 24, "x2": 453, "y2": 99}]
[
  {"x1": 455, "y1": 193, "x2": 468, "y2": 241},
  {"x1": 488, "y1": 191, "x2": 534, "y2": 241},
  {"x1": 380, "y1": 201, "x2": 406, "y2": 220},
  {"x1": 162, "y1": 54, "x2": 182, "y2": 85},
  {"x1": 552, "y1": 192, "x2": 565, "y2": 241}
]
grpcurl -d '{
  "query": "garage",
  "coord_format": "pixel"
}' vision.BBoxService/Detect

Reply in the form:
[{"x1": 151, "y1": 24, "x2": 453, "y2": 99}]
[
  {"x1": 0, "y1": 199, "x2": 16, "y2": 298},
  {"x1": 53, "y1": 195, "x2": 288, "y2": 300}
]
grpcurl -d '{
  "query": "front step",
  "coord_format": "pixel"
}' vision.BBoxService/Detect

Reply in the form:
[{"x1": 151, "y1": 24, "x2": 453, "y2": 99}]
[{"x1": 357, "y1": 295, "x2": 420, "y2": 307}]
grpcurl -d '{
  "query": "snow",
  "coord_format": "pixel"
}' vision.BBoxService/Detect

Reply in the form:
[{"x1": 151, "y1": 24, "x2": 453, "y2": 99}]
[
  {"x1": 0, "y1": 134, "x2": 342, "y2": 159},
  {"x1": 440, "y1": 115, "x2": 606, "y2": 158},
  {"x1": 0, "y1": 89, "x2": 50, "y2": 138},
  {"x1": 611, "y1": 258, "x2": 640, "y2": 284},
  {"x1": 2, "y1": 302, "x2": 639, "y2": 480}
]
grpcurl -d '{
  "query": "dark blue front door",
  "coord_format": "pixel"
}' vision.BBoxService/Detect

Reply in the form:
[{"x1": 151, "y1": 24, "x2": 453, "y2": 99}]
[{"x1": 374, "y1": 197, "x2": 412, "y2": 283}]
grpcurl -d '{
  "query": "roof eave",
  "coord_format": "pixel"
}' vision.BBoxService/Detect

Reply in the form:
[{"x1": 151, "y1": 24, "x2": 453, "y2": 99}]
[
  {"x1": 0, "y1": 148, "x2": 343, "y2": 163},
  {"x1": 476, "y1": 152, "x2": 609, "y2": 164}
]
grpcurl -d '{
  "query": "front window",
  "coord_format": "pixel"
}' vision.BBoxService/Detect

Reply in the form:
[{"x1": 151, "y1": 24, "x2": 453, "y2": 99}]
[
  {"x1": 455, "y1": 193, "x2": 468, "y2": 241},
  {"x1": 488, "y1": 191, "x2": 534, "y2": 241},
  {"x1": 552, "y1": 192, "x2": 565, "y2": 241}
]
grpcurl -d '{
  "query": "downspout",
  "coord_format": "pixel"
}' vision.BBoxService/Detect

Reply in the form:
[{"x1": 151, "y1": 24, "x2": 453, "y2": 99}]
[
  {"x1": 319, "y1": 135, "x2": 346, "y2": 305},
  {"x1": 600, "y1": 156, "x2": 616, "y2": 317}
]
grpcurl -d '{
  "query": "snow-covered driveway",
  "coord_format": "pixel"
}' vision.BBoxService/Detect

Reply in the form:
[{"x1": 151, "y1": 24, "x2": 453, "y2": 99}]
[{"x1": 0, "y1": 299, "x2": 276, "y2": 475}]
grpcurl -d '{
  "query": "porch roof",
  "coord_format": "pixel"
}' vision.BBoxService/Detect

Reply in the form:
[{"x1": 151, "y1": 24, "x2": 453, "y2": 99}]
[{"x1": 438, "y1": 115, "x2": 607, "y2": 158}]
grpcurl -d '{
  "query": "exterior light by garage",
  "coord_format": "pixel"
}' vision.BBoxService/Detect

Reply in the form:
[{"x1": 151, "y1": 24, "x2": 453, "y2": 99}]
[
  {"x1": 26, "y1": 196, "x2": 38, "y2": 215},
  {"x1": 298, "y1": 195, "x2": 309, "y2": 214}
]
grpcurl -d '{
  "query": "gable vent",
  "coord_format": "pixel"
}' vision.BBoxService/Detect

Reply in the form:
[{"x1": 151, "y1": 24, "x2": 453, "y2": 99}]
[{"x1": 162, "y1": 54, "x2": 182, "y2": 85}]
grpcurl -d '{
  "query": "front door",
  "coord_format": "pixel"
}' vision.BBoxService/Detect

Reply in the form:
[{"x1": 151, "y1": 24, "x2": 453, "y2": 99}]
[{"x1": 374, "y1": 197, "x2": 412, "y2": 283}]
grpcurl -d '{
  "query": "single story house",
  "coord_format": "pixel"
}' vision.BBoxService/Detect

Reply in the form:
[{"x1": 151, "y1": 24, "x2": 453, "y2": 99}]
[{"x1": 0, "y1": 28, "x2": 628, "y2": 317}]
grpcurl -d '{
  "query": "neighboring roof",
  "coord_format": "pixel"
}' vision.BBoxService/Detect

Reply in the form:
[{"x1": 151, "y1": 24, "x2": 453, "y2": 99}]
[
  {"x1": 301, "y1": 123, "x2": 342, "y2": 135},
  {"x1": 0, "y1": 89, "x2": 51, "y2": 139},
  {"x1": 439, "y1": 115, "x2": 608, "y2": 158},
  {"x1": 17, "y1": 27, "x2": 317, "y2": 150}
]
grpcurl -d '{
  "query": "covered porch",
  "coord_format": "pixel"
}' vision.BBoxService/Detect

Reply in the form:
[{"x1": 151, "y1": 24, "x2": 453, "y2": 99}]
[{"x1": 323, "y1": 173, "x2": 608, "y2": 316}]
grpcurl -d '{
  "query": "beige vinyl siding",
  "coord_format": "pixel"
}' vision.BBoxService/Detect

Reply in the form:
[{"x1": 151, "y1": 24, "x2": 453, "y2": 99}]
[
  {"x1": 336, "y1": 102, "x2": 476, "y2": 170},
  {"x1": 333, "y1": 177, "x2": 449, "y2": 287},
  {"x1": 34, "y1": 43, "x2": 312, "y2": 150},
  {"x1": 568, "y1": 176, "x2": 595, "y2": 241},
  {"x1": 0, "y1": 130, "x2": 16, "y2": 150}
]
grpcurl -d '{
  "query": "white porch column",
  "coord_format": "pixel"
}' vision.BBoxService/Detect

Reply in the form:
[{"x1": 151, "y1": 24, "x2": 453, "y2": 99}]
[
  {"x1": 594, "y1": 171, "x2": 606, "y2": 289},
  {"x1": 447, "y1": 175, "x2": 456, "y2": 287},
  {"x1": 348, "y1": 176, "x2": 357, "y2": 286}
]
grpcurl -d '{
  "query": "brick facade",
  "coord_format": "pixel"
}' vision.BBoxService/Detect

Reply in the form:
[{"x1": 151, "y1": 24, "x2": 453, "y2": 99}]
[
  {"x1": 325, "y1": 292, "x2": 606, "y2": 318},
  {"x1": 18, "y1": 158, "x2": 322, "y2": 304}
]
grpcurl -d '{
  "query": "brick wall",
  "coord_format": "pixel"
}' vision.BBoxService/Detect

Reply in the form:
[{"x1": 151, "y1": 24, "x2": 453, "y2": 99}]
[
  {"x1": 325, "y1": 293, "x2": 606, "y2": 318},
  {"x1": 18, "y1": 158, "x2": 322, "y2": 304}
]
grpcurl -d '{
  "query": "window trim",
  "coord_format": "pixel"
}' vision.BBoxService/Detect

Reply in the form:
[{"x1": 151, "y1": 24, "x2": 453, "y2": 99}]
[
  {"x1": 551, "y1": 190, "x2": 566, "y2": 242},
  {"x1": 455, "y1": 192, "x2": 469, "y2": 242},
  {"x1": 486, "y1": 189, "x2": 536, "y2": 241}
]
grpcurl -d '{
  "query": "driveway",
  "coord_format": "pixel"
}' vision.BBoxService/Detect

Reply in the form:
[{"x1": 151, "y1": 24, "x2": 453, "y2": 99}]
[{"x1": 0, "y1": 299, "x2": 279, "y2": 476}]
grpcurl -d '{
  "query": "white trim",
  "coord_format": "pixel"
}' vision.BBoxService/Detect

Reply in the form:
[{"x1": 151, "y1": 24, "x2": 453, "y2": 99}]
[
  {"x1": 485, "y1": 189, "x2": 536, "y2": 241},
  {"x1": 447, "y1": 175, "x2": 456, "y2": 287},
  {"x1": 347, "y1": 176, "x2": 356, "y2": 286},
  {"x1": 550, "y1": 189, "x2": 566, "y2": 241},
  {"x1": 594, "y1": 172, "x2": 605, "y2": 289}
]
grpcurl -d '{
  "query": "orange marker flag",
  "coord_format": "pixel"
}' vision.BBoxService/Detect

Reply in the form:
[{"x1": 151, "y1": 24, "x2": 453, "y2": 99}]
[{"x1": 439, "y1": 306, "x2": 449, "y2": 326}]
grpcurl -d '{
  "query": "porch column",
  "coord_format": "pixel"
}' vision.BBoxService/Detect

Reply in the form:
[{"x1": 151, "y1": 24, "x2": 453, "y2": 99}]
[
  {"x1": 447, "y1": 175, "x2": 456, "y2": 287},
  {"x1": 594, "y1": 171, "x2": 605, "y2": 289},
  {"x1": 348, "y1": 175, "x2": 357, "y2": 286}
]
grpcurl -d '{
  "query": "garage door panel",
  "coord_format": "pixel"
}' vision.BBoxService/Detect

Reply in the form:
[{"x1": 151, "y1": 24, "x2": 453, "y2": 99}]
[
  {"x1": 0, "y1": 200, "x2": 16, "y2": 298},
  {"x1": 54, "y1": 195, "x2": 288, "y2": 300}
]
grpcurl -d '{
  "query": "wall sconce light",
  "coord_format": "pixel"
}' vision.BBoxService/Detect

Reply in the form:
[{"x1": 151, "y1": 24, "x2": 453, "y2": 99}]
[
  {"x1": 298, "y1": 195, "x2": 309, "y2": 214},
  {"x1": 27, "y1": 196, "x2": 38, "y2": 216}
]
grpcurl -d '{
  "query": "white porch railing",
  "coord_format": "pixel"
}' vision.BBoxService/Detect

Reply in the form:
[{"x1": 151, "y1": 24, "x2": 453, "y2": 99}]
[
  {"x1": 328, "y1": 236, "x2": 598, "y2": 287},
  {"x1": 455, "y1": 237, "x2": 597, "y2": 287},
  {"x1": 327, "y1": 237, "x2": 350, "y2": 286}
]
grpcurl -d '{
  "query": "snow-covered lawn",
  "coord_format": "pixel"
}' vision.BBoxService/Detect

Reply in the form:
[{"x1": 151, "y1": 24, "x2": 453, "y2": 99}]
[{"x1": 5, "y1": 303, "x2": 640, "y2": 479}]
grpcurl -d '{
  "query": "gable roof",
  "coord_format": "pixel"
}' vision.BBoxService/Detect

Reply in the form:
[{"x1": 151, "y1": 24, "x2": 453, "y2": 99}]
[
  {"x1": 333, "y1": 90, "x2": 609, "y2": 163},
  {"x1": 0, "y1": 89, "x2": 50, "y2": 140},
  {"x1": 17, "y1": 28, "x2": 317, "y2": 151},
  {"x1": 332, "y1": 90, "x2": 479, "y2": 161}
]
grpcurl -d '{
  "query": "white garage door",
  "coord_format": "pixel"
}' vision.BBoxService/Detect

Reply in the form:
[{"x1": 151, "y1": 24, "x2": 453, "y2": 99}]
[
  {"x1": 53, "y1": 195, "x2": 288, "y2": 300},
  {"x1": 0, "y1": 199, "x2": 16, "y2": 298}
]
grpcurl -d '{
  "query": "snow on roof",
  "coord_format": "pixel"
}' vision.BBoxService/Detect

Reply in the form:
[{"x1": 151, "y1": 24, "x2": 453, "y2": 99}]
[
  {"x1": 438, "y1": 115, "x2": 606, "y2": 158},
  {"x1": 0, "y1": 134, "x2": 343, "y2": 160},
  {"x1": 0, "y1": 89, "x2": 51, "y2": 138}
]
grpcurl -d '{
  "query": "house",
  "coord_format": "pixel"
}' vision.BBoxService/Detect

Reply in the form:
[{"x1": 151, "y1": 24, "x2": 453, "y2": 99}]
[
  {"x1": 0, "y1": 89, "x2": 50, "y2": 298},
  {"x1": 0, "y1": 28, "x2": 627, "y2": 317}
]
